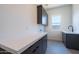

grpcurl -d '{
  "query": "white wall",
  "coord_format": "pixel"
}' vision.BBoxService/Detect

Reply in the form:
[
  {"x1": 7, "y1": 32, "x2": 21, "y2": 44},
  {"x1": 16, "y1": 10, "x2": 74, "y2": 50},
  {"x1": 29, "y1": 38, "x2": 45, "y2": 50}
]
[
  {"x1": 46, "y1": 5, "x2": 72, "y2": 41},
  {"x1": 72, "y1": 4, "x2": 79, "y2": 33},
  {"x1": 0, "y1": 4, "x2": 39, "y2": 33}
]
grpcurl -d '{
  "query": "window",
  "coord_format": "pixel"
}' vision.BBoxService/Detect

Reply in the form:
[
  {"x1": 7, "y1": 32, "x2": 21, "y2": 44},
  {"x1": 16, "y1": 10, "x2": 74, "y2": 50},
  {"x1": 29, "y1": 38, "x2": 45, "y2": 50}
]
[{"x1": 52, "y1": 15, "x2": 61, "y2": 29}]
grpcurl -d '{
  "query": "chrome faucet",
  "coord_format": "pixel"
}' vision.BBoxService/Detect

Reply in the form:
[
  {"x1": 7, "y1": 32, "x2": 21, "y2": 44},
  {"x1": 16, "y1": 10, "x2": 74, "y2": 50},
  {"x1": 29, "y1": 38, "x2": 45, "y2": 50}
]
[{"x1": 68, "y1": 25, "x2": 74, "y2": 32}]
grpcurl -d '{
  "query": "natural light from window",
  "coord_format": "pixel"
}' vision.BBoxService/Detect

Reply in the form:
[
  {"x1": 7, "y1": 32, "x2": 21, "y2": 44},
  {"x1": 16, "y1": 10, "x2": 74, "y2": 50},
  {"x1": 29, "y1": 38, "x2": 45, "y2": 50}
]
[
  {"x1": 52, "y1": 15, "x2": 61, "y2": 30},
  {"x1": 52, "y1": 16, "x2": 61, "y2": 26}
]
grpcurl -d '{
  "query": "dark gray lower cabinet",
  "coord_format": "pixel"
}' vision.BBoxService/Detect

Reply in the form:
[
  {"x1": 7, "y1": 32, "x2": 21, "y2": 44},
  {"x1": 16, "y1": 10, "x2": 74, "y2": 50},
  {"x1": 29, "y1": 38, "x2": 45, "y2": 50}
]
[
  {"x1": 66, "y1": 34, "x2": 79, "y2": 50},
  {"x1": 62, "y1": 32, "x2": 79, "y2": 50},
  {"x1": 21, "y1": 35, "x2": 47, "y2": 54},
  {"x1": 0, "y1": 48, "x2": 11, "y2": 54},
  {"x1": 42, "y1": 35, "x2": 47, "y2": 53}
]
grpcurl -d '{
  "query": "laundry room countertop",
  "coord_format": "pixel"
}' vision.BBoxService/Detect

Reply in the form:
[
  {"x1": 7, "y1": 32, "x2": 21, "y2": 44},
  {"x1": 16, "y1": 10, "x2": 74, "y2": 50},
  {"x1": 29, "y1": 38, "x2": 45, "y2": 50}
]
[{"x1": 0, "y1": 32, "x2": 47, "y2": 54}]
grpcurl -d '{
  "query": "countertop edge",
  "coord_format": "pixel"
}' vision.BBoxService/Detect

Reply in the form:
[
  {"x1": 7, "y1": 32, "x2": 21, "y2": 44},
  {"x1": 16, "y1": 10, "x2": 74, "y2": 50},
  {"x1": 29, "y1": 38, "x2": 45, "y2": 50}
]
[{"x1": 0, "y1": 32, "x2": 47, "y2": 54}]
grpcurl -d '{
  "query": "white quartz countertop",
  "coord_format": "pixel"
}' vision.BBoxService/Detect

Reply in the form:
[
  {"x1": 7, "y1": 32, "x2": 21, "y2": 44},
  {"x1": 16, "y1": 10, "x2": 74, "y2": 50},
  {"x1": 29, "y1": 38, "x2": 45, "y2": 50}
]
[
  {"x1": 0, "y1": 32, "x2": 47, "y2": 54},
  {"x1": 62, "y1": 31, "x2": 79, "y2": 34}
]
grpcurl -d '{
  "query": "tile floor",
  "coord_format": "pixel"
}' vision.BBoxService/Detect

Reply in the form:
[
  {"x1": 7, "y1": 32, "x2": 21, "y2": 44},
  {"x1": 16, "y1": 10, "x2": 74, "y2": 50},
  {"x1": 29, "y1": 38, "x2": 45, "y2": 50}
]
[{"x1": 46, "y1": 40, "x2": 79, "y2": 54}]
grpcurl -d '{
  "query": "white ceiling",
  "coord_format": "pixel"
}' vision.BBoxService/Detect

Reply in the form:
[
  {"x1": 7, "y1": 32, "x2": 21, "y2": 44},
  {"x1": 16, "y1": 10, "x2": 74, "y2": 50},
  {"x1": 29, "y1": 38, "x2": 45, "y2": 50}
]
[{"x1": 42, "y1": 4, "x2": 65, "y2": 9}]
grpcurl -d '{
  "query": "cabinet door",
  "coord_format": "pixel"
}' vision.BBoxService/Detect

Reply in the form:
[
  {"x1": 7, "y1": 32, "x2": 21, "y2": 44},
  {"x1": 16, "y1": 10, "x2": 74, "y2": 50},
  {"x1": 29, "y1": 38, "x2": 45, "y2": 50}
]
[
  {"x1": 37, "y1": 5, "x2": 42, "y2": 24},
  {"x1": 21, "y1": 39, "x2": 42, "y2": 54},
  {"x1": 62, "y1": 32, "x2": 66, "y2": 45},
  {"x1": 42, "y1": 35, "x2": 47, "y2": 53},
  {"x1": 21, "y1": 35, "x2": 47, "y2": 54},
  {"x1": 31, "y1": 39, "x2": 43, "y2": 54},
  {"x1": 66, "y1": 34, "x2": 79, "y2": 49}
]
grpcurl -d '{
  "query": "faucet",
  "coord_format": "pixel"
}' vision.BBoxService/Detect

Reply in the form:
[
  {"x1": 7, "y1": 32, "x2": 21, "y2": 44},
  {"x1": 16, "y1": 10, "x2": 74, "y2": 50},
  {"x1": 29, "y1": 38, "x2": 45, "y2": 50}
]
[{"x1": 68, "y1": 25, "x2": 74, "y2": 32}]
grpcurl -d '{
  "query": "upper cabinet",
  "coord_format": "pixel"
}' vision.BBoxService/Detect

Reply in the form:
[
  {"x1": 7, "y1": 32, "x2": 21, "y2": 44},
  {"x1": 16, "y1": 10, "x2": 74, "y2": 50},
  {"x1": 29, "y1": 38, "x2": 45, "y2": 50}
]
[{"x1": 37, "y1": 5, "x2": 48, "y2": 26}]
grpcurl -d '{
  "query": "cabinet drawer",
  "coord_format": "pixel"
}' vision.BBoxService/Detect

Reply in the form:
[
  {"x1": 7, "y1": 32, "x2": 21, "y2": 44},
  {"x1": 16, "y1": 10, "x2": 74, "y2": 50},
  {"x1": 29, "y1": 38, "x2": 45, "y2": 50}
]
[
  {"x1": 21, "y1": 39, "x2": 42, "y2": 54},
  {"x1": 21, "y1": 34, "x2": 47, "y2": 54}
]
